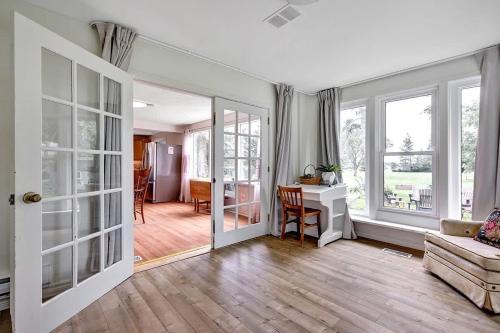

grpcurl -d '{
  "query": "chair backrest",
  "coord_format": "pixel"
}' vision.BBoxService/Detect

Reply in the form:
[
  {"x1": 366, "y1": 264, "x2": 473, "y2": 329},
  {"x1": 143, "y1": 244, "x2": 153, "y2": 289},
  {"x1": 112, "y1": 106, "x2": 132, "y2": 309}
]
[
  {"x1": 418, "y1": 188, "x2": 432, "y2": 209},
  {"x1": 278, "y1": 186, "x2": 304, "y2": 212},
  {"x1": 135, "y1": 167, "x2": 151, "y2": 194}
]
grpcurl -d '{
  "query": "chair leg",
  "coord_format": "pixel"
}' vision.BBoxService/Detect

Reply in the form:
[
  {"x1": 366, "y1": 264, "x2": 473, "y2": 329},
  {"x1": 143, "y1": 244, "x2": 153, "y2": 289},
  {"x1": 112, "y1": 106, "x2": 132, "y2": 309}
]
[
  {"x1": 141, "y1": 201, "x2": 146, "y2": 224},
  {"x1": 300, "y1": 216, "x2": 305, "y2": 248},
  {"x1": 316, "y1": 214, "x2": 321, "y2": 248},
  {"x1": 281, "y1": 211, "x2": 287, "y2": 240}
]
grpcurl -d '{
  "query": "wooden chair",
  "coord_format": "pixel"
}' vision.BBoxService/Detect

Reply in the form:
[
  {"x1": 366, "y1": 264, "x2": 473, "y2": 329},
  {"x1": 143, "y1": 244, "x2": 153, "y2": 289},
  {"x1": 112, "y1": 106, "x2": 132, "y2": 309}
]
[
  {"x1": 134, "y1": 167, "x2": 152, "y2": 224},
  {"x1": 278, "y1": 186, "x2": 321, "y2": 247},
  {"x1": 190, "y1": 179, "x2": 211, "y2": 213}
]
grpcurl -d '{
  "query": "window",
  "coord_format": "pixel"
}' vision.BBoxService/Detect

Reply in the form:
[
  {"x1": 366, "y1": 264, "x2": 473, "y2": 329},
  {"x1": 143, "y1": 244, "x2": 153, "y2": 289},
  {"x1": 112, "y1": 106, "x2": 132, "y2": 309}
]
[
  {"x1": 192, "y1": 129, "x2": 211, "y2": 178},
  {"x1": 460, "y1": 86, "x2": 480, "y2": 220},
  {"x1": 381, "y1": 91, "x2": 435, "y2": 214},
  {"x1": 340, "y1": 105, "x2": 366, "y2": 212}
]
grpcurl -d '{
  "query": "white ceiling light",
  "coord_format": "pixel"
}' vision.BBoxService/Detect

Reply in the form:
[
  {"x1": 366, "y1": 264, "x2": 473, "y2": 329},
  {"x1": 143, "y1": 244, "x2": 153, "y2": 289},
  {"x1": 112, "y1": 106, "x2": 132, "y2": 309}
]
[
  {"x1": 286, "y1": 0, "x2": 319, "y2": 5},
  {"x1": 133, "y1": 100, "x2": 150, "y2": 108}
]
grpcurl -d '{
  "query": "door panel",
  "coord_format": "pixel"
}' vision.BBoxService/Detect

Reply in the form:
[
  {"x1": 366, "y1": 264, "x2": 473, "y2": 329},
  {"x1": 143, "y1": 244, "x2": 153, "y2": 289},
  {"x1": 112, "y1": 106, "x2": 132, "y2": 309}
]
[
  {"x1": 14, "y1": 13, "x2": 133, "y2": 332},
  {"x1": 213, "y1": 98, "x2": 269, "y2": 248}
]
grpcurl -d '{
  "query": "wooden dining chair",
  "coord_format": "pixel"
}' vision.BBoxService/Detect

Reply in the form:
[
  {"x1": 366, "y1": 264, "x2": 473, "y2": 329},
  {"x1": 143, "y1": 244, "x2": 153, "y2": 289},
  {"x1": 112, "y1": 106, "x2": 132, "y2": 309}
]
[
  {"x1": 278, "y1": 185, "x2": 322, "y2": 247},
  {"x1": 134, "y1": 167, "x2": 152, "y2": 224}
]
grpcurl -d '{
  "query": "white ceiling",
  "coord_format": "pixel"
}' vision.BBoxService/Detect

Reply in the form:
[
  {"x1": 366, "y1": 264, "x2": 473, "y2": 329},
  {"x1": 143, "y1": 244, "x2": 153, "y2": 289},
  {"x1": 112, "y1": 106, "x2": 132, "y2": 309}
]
[
  {"x1": 28, "y1": 0, "x2": 500, "y2": 92},
  {"x1": 133, "y1": 81, "x2": 211, "y2": 129}
]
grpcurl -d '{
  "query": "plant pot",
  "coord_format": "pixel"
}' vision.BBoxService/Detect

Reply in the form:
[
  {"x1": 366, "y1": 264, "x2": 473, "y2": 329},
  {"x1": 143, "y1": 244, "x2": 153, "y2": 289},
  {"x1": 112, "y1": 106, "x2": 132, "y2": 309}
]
[{"x1": 321, "y1": 172, "x2": 336, "y2": 185}]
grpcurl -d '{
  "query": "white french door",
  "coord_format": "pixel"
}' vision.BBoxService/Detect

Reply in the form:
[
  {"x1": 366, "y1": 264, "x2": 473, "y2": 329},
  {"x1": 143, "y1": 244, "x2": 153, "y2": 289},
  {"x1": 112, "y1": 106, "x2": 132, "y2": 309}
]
[
  {"x1": 212, "y1": 98, "x2": 269, "y2": 248},
  {"x1": 13, "y1": 13, "x2": 133, "y2": 332}
]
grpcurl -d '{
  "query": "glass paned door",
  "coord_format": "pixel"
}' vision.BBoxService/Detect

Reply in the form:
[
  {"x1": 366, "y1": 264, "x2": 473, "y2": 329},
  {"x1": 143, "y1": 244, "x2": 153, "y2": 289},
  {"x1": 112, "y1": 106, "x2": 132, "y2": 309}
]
[
  {"x1": 213, "y1": 98, "x2": 269, "y2": 248},
  {"x1": 14, "y1": 13, "x2": 133, "y2": 332}
]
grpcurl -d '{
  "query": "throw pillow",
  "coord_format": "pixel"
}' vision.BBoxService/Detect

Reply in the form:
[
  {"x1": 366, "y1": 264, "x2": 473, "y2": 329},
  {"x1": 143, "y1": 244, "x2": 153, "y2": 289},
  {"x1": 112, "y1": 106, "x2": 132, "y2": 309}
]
[{"x1": 474, "y1": 209, "x2": 500, "y2": 248}]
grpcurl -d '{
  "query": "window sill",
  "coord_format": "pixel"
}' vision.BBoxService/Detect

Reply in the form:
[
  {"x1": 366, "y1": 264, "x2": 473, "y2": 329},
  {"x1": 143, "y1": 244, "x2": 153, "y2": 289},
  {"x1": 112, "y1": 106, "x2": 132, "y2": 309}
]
[{"x1": 351, "y1": 215, "x2": 432, "y2": 235}]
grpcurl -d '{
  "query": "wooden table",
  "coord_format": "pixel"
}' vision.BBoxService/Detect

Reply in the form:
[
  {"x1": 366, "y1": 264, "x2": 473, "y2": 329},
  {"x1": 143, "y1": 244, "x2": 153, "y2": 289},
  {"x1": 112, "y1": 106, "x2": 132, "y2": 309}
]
[{"x1": 288, "y1": 184, "x2": 347, "y2": 247}]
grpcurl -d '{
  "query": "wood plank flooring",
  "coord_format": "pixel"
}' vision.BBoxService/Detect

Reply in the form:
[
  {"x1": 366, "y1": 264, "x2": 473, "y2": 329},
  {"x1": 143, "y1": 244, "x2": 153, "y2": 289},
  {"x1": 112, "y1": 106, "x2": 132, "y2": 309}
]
[
  {"x1": 135, "y1": 202, "x2": 252, "y2": 263},
  {"x1": 2, "y1": 236, "x2": 499, "y2": 332}
]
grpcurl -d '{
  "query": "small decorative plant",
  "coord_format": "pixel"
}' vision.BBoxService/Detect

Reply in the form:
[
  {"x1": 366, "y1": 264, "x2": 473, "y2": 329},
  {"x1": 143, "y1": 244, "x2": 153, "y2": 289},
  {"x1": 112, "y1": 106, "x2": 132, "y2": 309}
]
[
  {"x1": 317, "y1": 164, "x2": 341, "y2": 186},
  {"x1": 316, "y1": 164, "x2": 341, "y2": 173}
]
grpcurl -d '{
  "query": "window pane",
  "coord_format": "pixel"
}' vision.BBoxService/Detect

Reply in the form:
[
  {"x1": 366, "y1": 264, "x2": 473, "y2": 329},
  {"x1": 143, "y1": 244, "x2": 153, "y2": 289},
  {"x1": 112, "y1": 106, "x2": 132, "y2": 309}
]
[
  {"x1": 238, "y1": 136, "x2": 249, "y2": 157},
  {"x1": 383, "y1": 155, "x2": 432, "y2": 212},
  {"x1": 224, "y1": 134, "x2": 235, "y2": 157},
  {"x1": 77, "y1": 109, "x2": 99, "y2": 150},
  {"x1": 77, "y1": 153, "x2": 100, "y2": 193},
  {"x1": 42, "y1": 150, "x2": 72, "y2": 198},
  {"x1": 192, "y1": 130, "x2": 210, "y2": 178},
  {"x1": 42, "y1": 48, "x2": 72, "y2": 102},
  {"x1": 42, "y1": 200, "x2": 72, "y2": 250},
  {"x1": 104, "y1": 229, "x2": 122, "y2": 268},
  {"x1": 340, "y1": 106, "x2": 366, "y2": 211},
  {"x1": 78, "y1": 237, "x2": 100, "y2": 283},
  {"x1": 104, "y1": 192, "x2": 122, "y2": 228},
  {"x1": 42, "y1": 100, "x2": 72, "y2": 149},
  {"x1": 385, "y1": 95, "x2": 432, "y2": 152},
  {"x1": 461, "y1": 86, "x2": 480, "y2": 220},
  {"x1": 104, "y1": 155, "x2": 121, "y2": 190},
  {"x1": 104, "y1": 117, "x2": 121, "y2": 152},
  {"x1": 42, "y1": 246, "x2": 73, "y2": 303},
  {"x1": 104, "y1": 77, "x2": 121, "y2": 115},
  {"x1": 77, "y1": 195, "x2": 100, "y2": 237},
  {"x1": 77, "y1": 64, "x2": 100, "y2": 109}
]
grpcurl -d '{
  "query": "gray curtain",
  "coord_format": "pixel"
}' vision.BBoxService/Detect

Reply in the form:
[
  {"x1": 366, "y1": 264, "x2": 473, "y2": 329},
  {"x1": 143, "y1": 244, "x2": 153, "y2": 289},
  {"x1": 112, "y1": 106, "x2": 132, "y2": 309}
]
[
  {"x1": 472, "y1": 46, "x2": 500, "y2": 220},
  {"x1": 270, "y1": 84, "x2": 295, "y2": 236},
  {"x1": 92, "y1": 22, "x2": 136, "y2": 267},
  {"x1": 318, "y1": 88, "x2": 357, "y2": 239}
]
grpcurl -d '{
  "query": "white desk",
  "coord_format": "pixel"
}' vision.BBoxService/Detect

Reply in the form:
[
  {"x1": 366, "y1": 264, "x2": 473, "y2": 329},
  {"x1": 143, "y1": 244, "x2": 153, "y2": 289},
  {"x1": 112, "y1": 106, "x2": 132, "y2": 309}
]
[{"x1": 289, "y1": 184, "x2": 347, "y2": 247}]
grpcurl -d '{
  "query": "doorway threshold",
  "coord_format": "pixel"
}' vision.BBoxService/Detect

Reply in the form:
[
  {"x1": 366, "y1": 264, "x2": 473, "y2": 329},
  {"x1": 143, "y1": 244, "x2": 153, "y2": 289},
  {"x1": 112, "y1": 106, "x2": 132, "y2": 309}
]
[{"x1": 134, "y1": 244, "x2": 212, "y2": 273}]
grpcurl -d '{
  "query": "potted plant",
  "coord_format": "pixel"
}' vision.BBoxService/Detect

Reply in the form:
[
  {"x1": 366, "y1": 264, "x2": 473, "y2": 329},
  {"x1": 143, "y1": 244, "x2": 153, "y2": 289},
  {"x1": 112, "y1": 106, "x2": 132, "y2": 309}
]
[{"x1": 317, "y1": 164, "x2": 341, "y2": 186}]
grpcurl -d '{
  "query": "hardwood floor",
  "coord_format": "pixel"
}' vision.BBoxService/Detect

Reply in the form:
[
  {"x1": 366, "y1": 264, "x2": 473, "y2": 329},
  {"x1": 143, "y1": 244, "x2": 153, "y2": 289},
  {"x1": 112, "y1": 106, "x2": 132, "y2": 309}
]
[
  {"x1": 135, "y1": 202, "x2": 249, "y2": 263},
  {"x1": 45, "y1": 236, "x2": 498, "y2": 332},
  {"x1": 134, "y1": 202, "x2": 212, "y2": 263}
]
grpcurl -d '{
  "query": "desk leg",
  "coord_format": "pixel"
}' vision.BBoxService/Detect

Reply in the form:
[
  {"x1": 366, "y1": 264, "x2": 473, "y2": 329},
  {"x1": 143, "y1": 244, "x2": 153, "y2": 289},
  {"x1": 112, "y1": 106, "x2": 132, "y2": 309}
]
[{"x1": 303, "y1": 199, "x2": 343, "y2": 247}]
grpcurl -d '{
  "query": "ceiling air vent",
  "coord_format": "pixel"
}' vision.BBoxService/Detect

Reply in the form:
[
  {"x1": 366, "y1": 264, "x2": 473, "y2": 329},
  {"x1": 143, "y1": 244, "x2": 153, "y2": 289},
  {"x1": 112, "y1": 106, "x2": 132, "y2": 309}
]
[{"x1": 264, "y1": 5, "x2": 301, "y2": 28}]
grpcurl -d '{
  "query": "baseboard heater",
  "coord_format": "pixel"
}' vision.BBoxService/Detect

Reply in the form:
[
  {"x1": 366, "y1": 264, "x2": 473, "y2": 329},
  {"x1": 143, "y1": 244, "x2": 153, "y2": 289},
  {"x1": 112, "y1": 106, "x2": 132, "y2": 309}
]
[
  {"x1": 0, "y1": 277, "x2": 9, "y2": 311},
  {"x1": 382, "y1": 248, "x2": 412, "y2": 258}
]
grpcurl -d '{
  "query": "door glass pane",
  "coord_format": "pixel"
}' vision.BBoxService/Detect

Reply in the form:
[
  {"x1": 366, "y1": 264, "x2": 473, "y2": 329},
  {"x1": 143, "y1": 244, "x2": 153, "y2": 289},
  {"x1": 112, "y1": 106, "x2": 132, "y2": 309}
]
[
  {"x1": 250, "y1": 137, "x2": 260, "y2": 157},
  {"x1": 42, "y1": 150, "x2": 72, "y2": 197},
  {"x1": 250, "y1": 116, "x2": 261, "y2": 136},
  {"x1": 238, "y1": 136, "x2": 249, "y2": 157},
  {"x1": 104, "y1": 192, "x2": 122, "y2": 228},
  {"x1": 77, "y1": 109, "x2": 99, "y2": 150},
  {"x1": 104, "y1": 229, "x2": 122, "y2": 268},
  {"x1": 383, "y1": 155, "x2": 432, "y2": 211},
  {"x1": 42, "y1": 246, "x2": 73, "y2": 303},
  {"x1": 460, "y1": 86, "x2": 480, "y2": 220},
  {"x1": 104, "y1": 117, "x2": 121, "y2": 151},
  {"x1": 78, "y1": 237, "x2": 100, "y2": 283},
  {"x1": 42, "y1": 200, "x2": 72, "y2": 250},
  {"x1": 224, "y1": 159, "x2": 235, "y2": 182},
  {"x1": 77, "y1": 195, "x2": 100, "y2": 237},
  {"x1": 223, "y1": 207, "x2": 236, "y2": 232},
  {"x1": 42, "y1": 48, "x2": 72, "y2": 102},
  {"x1": 238, "y1": 205, "x2": 250, "y2": 228},
  {"x1": 385, "y1": 94, "x2": 432, "y2": 152},
  {"x1": 77, "y1": 153, "x2": 100, "y2": 193},
  {"x1": 250, "y1": 159, "x2": 261, "y2": 181},
  {"x1": 238, "y1": 182, "x2": 251, "y2": 204},
  {"x1": 104, "y1": 77, "x2": 121, "y2": 115},
  {"x1": 224, "y1": 134, "x2": 235, "y2": 157},
  {"x1": 250, "y1": 203, "x2": 261, "y2": 224},
  {"x1": 42, "y1": 100, "x2": 72, "y2": 148},
  {"x1": 224, "y1": 110, "x2": 236, "y2": 133},
  {"x1": 250, "y1": 182, "x2": 261, "y2": 202},
  {"x1": 192, "y1": 130, "x2": 210, "y2": 178},
  {"x1": 104, "y1": 155, "x2": 122, "y2": 189},
  {"x1": 237, "y1": 159, "x2": 249, "y2": 181},
  {"x1": 77, "y1": 64, "x2": 100, "y2": 109},
  {"x1": 223, "y1": 182, "x2": 236, "y2": 206},
  {"x1": 238, "y1": 113, "x2": 249, "y2": 134}
]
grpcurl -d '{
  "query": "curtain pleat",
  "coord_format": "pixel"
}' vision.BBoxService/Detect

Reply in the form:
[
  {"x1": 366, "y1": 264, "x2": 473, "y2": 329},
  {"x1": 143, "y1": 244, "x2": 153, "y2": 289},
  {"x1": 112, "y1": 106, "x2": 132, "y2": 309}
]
[
  {"x1": 270, "y1": 84, "x2": 294, "y2": 236},
  {"x1": 472, "y1": 46, "x2": 500, "y2": 220},
  {"x1": 317, "y1": 88, "x2": 357, "y2": 239}
]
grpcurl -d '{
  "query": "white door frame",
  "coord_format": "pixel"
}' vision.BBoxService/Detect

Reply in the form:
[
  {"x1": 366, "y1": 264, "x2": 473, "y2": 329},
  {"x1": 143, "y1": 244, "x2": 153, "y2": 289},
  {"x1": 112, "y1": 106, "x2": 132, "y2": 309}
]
[
  {"x1": 212, "y1": 97, "x2": 270, "y2": 249},
  {"x1": 13, "y1": 13, "x2": 133, "y2": 332}
]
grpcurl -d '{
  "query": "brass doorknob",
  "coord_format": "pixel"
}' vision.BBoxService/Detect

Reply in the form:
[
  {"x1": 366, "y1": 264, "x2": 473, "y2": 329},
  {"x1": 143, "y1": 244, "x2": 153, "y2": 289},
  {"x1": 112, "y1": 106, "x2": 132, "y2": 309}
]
[{"x1": 23, "y1": 192, "x2": 42, "y2": 204}]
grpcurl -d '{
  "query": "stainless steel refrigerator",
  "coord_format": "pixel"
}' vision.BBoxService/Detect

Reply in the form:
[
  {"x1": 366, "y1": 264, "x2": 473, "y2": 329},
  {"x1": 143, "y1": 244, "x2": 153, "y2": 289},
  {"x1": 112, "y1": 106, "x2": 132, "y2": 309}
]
[{"x1": 144, "y1": 142, "x2": 182, "y2": 203}]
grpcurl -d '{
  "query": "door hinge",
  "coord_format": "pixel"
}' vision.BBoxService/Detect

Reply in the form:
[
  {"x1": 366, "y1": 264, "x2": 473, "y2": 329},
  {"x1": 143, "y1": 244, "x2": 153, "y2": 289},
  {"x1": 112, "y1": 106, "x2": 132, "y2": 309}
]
[
  {"x1": 267, "y1": 166, "x2": 270, "y2": 173},
  {"x1": 267, "y1": 117, "x2": 270, "y2": 125},
  {"x1": 9, "y1": 194, "x2": 14, "y2": 206},
  {"x1": 213, "y1": 112, "x2": 216, "y2": 126},
  {"x1": 267, "y1": 213, "x2": 270, "y2": 222},
  {"x1": 212, "y1": 178, "x2": 216, "y2": 183}
]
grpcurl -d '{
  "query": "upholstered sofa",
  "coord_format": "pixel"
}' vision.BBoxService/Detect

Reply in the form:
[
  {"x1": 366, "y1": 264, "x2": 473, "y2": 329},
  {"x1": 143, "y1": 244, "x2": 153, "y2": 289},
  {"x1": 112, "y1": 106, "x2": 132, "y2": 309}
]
[{"x1": 423, "y1": 219, "x2": 500, "y2": 313}]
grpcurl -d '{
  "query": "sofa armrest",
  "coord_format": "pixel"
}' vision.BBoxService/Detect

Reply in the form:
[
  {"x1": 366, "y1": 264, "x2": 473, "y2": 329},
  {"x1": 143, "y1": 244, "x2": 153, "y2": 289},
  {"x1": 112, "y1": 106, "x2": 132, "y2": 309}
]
[{"x1": 439, "y1": 218, "x2": 483, "y2": 237}]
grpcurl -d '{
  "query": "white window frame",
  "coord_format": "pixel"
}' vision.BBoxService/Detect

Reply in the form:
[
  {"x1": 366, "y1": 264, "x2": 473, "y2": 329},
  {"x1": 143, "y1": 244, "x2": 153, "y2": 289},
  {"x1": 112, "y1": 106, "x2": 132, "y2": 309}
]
[
  {"x1": 447, "y1": 76, "x2": 481, "y2": 219},
  {"x1": 339, "y1": 99, "x2": 369, "y2": 216},
  {"x1": 191, "y1": 127, "x2": 212, "y2": 179},
  {"x1": 375, "y1": 85, "x2": 439, "y2": 218}
]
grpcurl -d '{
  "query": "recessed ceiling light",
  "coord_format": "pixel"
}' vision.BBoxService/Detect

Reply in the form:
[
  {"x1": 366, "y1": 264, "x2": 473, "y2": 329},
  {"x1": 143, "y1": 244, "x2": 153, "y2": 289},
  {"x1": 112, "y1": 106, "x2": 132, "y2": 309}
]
[{"x1": 133, "y1": 100, "x2": 151, "y2": 108}]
